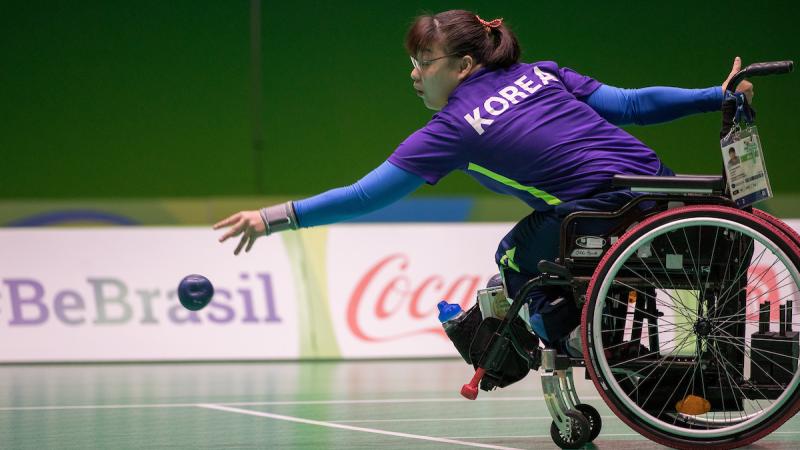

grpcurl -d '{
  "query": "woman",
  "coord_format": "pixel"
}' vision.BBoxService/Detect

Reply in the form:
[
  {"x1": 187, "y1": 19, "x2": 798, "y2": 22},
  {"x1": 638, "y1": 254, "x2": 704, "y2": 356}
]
[{"x1": 214, "y1": 9, "x2": 753, "y2": 347}]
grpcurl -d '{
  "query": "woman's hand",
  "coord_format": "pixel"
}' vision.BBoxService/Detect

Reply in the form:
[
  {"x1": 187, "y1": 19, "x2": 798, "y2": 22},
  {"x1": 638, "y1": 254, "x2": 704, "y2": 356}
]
[
  {"x1": 213, "y1": 210, "x2": 266, "y2": 255},
  {"x1": 722, "y1": 56, "x2": 754, "y2": 104}
]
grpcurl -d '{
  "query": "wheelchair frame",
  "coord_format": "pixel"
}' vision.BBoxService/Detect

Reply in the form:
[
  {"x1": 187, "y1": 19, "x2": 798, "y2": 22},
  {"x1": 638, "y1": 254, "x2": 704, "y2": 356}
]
[
  {"x1": 457, "y1": 60, "x2": 797, "y2": 449},
  {"x1": 461, "y1": 179, "x2": 800, "y2": 449}
]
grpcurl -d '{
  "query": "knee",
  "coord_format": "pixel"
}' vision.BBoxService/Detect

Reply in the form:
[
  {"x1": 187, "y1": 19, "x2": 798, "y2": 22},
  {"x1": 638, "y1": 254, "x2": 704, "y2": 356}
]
[
  {"x1": 496, "y1": 244, "x2": 521, "y2": 274},
  {"x1": 486, "y1": 273, "x2": 503, "y2": 288},
  {"x1": 494, "y1": 242, "x2": 509, "y2": 267}
]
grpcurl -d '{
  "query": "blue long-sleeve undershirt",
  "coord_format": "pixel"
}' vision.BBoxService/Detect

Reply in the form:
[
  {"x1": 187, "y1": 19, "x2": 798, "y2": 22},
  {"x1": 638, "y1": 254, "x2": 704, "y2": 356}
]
[
  {"x1": 585, "y1": 84, "x2": 723, "y2": 125},
  {"x1": 293, "y1": 84, "x2": 724, "y2": 228},
  {"x1": 293, "y1": 161, "x2": 425, "y2": 228}
]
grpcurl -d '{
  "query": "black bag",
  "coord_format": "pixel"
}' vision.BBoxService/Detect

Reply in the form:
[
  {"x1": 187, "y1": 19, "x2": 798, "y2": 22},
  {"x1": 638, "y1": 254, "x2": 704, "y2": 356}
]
[{"x1": 443, "y1": 304, "x2": 539, "y2": 391}]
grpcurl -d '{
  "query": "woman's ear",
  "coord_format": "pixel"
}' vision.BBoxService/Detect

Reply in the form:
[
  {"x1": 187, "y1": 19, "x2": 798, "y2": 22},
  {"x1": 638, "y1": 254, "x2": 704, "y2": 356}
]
[{"x1": 457, "y1": 55, "x2": 475, "y2": 80}]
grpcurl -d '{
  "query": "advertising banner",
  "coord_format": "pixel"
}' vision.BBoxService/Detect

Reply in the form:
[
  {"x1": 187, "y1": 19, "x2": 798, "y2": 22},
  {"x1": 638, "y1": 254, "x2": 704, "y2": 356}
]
[
  {"x1": 325, "y1": 224, "x2": 505, "y2": 358},
  {"x1": 2, "y1": 219, "x2": 799, "y2": 362},
  {"x1": 0, "y1": 228, "x2": 298, "y2": 362}
]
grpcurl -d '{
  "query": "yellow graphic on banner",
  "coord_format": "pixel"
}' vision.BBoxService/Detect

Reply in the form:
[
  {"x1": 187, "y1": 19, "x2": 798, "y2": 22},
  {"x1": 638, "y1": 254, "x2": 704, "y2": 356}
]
[{"x1": 282, "y1": 228, "x2": 341, "y2": 358}]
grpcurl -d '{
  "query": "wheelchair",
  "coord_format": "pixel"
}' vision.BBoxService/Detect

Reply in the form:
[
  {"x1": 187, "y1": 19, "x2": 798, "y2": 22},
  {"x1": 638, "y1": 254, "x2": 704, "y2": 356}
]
[{"x1": 453, "y1": 61, "x2": 799, "y2": 449}]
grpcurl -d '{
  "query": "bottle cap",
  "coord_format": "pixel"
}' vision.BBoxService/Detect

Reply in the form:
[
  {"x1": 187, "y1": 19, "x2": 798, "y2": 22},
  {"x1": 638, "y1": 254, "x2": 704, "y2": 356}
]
[{"x1": 437, "y1": 300, "x2": 463, "y2": 323}]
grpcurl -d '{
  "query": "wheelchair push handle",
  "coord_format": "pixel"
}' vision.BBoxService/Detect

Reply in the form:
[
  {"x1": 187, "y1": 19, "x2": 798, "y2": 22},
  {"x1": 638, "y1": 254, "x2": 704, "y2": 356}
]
[{"x1": 726, "y1": 60, "x2": 794, "y2": 93}]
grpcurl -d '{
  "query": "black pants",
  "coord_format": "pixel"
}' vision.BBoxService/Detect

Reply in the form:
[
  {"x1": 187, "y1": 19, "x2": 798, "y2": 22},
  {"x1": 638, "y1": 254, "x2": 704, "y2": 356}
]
[{"x1": 494, "y1": 165, "x2": 674, "y2": 343}]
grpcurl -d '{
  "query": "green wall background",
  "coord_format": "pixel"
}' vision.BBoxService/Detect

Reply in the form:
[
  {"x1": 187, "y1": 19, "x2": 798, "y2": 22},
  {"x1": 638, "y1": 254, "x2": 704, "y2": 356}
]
[{"x1": 2, "y1": 0, "x2": 798, "y2": 200}]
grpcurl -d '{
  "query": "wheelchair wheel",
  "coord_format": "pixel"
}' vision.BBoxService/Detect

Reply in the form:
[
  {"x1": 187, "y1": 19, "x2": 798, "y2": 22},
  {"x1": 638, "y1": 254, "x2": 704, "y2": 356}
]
[
  {"x1": 581, "y1": 205, "x2": 800, "y2": 449},
  {"x1": 549, "y1": 409, "x2": 590, "y2": 449},
  {"x1": 575, "y1": 403, "x2": 602, "y2": 441}
]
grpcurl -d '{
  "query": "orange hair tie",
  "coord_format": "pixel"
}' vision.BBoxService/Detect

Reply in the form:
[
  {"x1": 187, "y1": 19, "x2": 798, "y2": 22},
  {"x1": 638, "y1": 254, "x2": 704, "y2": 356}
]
[{"x1": 475, "y1": 15, "x2": 503, "y2": 33}]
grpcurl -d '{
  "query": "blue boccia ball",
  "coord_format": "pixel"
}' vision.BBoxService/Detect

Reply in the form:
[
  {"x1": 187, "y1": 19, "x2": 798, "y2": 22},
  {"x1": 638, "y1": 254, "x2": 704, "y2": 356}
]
[{"x1": 178, "y1": 274, "x2": 214, "y2": 311}]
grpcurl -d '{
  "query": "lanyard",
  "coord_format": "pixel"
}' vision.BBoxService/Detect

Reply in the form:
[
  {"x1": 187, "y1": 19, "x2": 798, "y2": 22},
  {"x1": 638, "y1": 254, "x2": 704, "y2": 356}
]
[{"x1": 726, "y1": 91, "x2": 753, "y2": 125}]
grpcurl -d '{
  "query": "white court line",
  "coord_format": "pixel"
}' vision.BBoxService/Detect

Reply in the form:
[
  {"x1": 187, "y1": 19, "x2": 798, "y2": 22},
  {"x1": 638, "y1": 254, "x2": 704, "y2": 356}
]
[
  {"x1": 449, "y1": 431, "x2": 800, "y2": 439},
  {"x1": 0, "y1": 402, "x2": 199, "y2": 411},
  {"x1": 331, "y1": 415, "x2": 615, "y2": 423},
  {"x1": 197, "y1": 403, "x2": 525, "y2": 450},
  {"x1": 223, "y1": 396, "x2": 601, "y2": 406},
  {"x1": 447, "y1": 434, "x2": 637, "y2": 439},
  {"x1": 0, "y1": 395, "x2": 600, "y2": 412}
]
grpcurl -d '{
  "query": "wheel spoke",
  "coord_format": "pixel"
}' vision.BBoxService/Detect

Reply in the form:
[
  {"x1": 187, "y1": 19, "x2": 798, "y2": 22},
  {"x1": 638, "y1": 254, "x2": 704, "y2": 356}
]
[
  {"x1": 708, "y1": 227, "x2": 743, "y2": 323},
  {"x1": 705, "y1": 340, "x2": 754, "y2": 422},
  {"x1": 665, "y1": 230, "x2": 700, "y2": 294},
  {"x1": 586, "y1": 210, "x2": 800, "y2": 440},
  {"x1": 617, "y1": 330, "x2": 697, "y2": 401},
  {"x1": 601, "y1": 288, "x2": 683, "y2": 329},
  {"x1": 711, "y1": 329, "x2": 799, "y2": 381},
  {"x1": 714, "y1": 244, "x2": 769, "y2": 319},
  {"x1": 635, "y1": 331, "x2": 698, "y2": 408},
  {"x1": 705, "y1": 341, "x2": 770, "y2": 413},
  {"x1": 668, "y1": 343, "x2": 703, "y2": 424},
  {"x1": 651, "y1": 232, "x2": 700, "y2": 318},
  {"x1": 715, "y1": 270, "x2": 798, "y2": 327},
  {"x1": 627, "y1": 257, "x2": 695, "y2": 323}
]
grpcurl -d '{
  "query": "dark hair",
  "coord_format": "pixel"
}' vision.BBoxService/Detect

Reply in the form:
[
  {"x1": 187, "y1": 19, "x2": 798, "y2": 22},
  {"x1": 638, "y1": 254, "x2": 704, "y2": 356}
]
[{"x1": 405, "y1": 10, "x2": 520, "y2": 70}]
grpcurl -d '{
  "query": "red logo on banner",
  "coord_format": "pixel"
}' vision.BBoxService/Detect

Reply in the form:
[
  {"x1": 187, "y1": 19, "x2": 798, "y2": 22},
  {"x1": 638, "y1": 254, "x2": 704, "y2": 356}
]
[
  {"x1": 746, "y1": 264, "x2": 781, "y2": 323},
  {"x1": 347, "y1": 253, "x2": 485, "y2": 342}
]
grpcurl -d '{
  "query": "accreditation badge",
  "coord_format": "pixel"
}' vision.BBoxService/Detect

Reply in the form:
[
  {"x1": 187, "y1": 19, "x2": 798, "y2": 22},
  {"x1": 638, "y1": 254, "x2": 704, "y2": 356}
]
[{"x1": 720, "y1": 125, "x2": 772, "y2": 207}]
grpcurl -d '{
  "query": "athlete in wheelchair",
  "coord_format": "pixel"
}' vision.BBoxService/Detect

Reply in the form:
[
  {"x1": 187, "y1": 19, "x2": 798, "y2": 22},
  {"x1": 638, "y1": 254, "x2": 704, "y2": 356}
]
[
  {"x1": 451, "y1": 61, "x2": 798, "y2": 449},
  {"x1": 212, "y1": 9, "x2": 797, "y2": 449}
]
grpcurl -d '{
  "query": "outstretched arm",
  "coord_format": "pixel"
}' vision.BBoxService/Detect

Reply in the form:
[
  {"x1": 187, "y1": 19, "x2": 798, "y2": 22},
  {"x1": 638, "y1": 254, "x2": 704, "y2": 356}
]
[
  {"x1": 214, "y1": 161, "x2": 425, "y2": 254},
  {"x1": 585, "y1": 84, "x2": 723, "y2": 125},
  {"x1": 293, "y1": 161, "x2": 425, "y2": 227},
  {"x1": 585, "y1": 57, "x2": 754, "y2": 126}
]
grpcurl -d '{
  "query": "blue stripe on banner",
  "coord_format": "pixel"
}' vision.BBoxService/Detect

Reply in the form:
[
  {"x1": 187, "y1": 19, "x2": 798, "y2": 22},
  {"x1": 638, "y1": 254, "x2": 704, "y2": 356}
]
[{"x1": 8, "y1": 210, "x2": 139, "y2": 226}]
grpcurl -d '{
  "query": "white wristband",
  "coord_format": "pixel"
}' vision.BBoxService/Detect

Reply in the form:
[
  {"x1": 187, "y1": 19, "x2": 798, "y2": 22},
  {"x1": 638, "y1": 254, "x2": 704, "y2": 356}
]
[{"x1": 259, "y1": 202, "x2": 298, "y2": 236}]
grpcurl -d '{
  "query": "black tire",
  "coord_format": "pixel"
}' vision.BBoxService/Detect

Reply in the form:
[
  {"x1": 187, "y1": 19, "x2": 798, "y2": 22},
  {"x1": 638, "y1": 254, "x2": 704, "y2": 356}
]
[
  {"x1": 582, "y1": 205, "x2": 800, "y2": 449},
  {"x1": 550, "y1": 409, "x2": 590, "y2": 449},
  {"x1": 575, "y1": 403, "x2": 602, "y2": 442}
]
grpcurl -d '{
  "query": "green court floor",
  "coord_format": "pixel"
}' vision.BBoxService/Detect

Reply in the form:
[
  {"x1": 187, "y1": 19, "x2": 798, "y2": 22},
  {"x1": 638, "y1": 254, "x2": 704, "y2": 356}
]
[{"x1": 2, "y1": 359, "x2": 800, "y2": 449}]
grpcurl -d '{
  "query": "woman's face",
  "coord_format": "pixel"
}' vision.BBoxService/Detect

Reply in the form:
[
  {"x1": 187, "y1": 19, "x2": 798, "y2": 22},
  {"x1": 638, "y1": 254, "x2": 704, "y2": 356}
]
[{"x1": 410, "y1": 42, "x2": 475, "y2": 111}]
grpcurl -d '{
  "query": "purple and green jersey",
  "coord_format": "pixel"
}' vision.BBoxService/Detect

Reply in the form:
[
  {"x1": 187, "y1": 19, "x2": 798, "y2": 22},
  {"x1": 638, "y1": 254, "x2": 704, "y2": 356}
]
[
  {"x1": 293, "y1": 62, "x2": 723, "y2": 227},
  {"x1": 391, "y1": 62, "x2": 678, "y2": 210}
]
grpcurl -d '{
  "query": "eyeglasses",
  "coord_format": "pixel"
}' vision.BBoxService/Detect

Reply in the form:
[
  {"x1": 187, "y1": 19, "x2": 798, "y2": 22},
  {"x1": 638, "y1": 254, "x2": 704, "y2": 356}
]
[{"x1": 410, "y1": 53, "x2": 459, "y2": 71}]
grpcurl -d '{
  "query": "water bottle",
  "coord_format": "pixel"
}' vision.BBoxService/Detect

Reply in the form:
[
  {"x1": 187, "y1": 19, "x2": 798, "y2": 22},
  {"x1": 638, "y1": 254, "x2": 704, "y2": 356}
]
[{"x1": 437, "y1": 300, "x2": 464, "y2": 333}]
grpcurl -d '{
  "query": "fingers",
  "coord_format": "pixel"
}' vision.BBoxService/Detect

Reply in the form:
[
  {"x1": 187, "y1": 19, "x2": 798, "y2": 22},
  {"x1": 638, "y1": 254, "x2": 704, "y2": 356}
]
[
  {"x1": 245, "y1": 232, "x2": 257, "y2": 253},
  {"x1": 730, "y1": 56, "x2": 742, "y2": 75},
  {"x1": 736, "y1": 80, "x2": 753, "y2": 92},
  {"x1": 218, "y1": 218, "x2": 247, "y2": 243},
  {"x1": 234, "y1": 231, "x2": 249, "y2": 255},
  {"x1": 723, "y1": 56, "x2": 743, "y2": 92},
  {"x1": 738, "y1": 80, "x2": 755, "y2": 103},
  {"x1": 234, "y1": 230, "x2": 259, "y2": 255},
  {"x1": 213, "y1": 212, "x2": 241, "y2": 230},
  {"x1": 214, "y1": 210, "x2": 261, "y2": 255}
]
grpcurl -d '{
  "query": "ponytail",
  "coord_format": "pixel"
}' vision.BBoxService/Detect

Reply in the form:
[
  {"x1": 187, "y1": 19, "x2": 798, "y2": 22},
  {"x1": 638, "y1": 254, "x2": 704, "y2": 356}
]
[{"x1": 406, "y1": 10, "x2": 521, "y2": 70}]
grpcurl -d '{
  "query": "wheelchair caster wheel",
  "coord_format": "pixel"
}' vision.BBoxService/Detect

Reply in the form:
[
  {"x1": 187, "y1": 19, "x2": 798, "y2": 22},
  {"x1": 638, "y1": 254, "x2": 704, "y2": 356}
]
[
  {"x1": 575, "y1": 403, "x2": 601, "y2": 442},
  {"x1": 550, "y1": 409, "x2": 590, "y2": 449}
]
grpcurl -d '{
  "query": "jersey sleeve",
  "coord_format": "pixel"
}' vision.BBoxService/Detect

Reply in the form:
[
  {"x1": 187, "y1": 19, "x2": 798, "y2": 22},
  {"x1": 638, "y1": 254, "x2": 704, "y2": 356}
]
[
  {"x1": 387, "y1": 114, "x2": 466, "y2": 185},
  {"x1": 293, "y1": 160, "x2": 425, "y2": 228},
  {"x1": 585, "y1": 84, "x2": 723, "y2": 125},
  {"x1": 558, "y1": 66, "x2": 603, "y2": 99}
]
